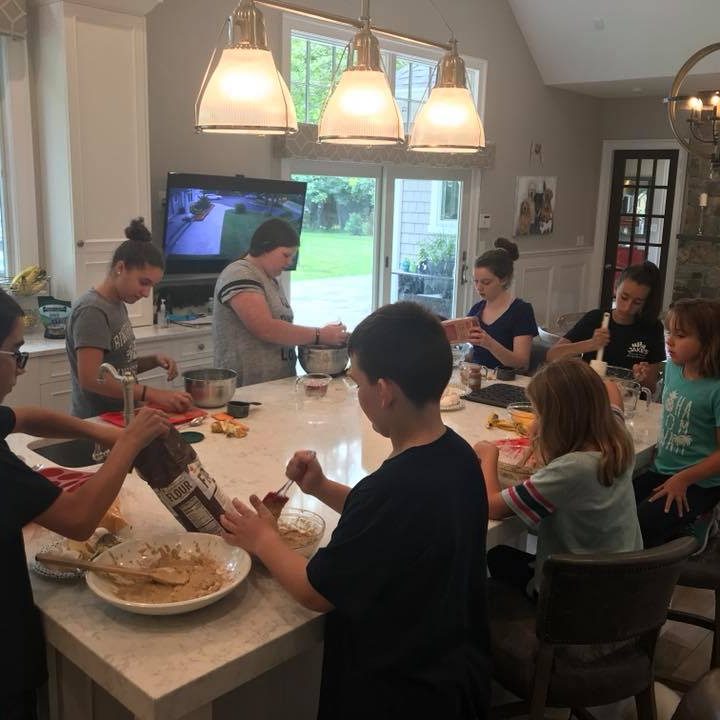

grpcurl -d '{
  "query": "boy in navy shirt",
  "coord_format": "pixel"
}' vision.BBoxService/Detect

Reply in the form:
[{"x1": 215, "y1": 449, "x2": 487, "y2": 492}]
[{"x1": 221, "y1": 302, "x2": 491, "y2": 719}]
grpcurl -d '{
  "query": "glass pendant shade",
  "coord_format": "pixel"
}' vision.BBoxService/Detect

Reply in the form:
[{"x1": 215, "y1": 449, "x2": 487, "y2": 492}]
[
  {"x1": 196, "y1": 47, "x2": 297, "y2": 134},
  {"x1": 318, "y1": 68, "x2": 404, "y2": 145},
  {"x1": 409, "y1": 86, "x2": 485, "y2": 152}
]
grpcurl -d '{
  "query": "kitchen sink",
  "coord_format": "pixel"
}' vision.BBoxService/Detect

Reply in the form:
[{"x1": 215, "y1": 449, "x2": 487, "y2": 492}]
[{"x1": 27, "y1": 437, "x2": 101, "y2": 468}]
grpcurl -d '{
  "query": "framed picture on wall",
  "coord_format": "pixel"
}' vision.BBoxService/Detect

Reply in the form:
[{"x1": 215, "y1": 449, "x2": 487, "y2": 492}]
[{"x1": 514, "y1": 176, "x2": 557, "y2": 236}]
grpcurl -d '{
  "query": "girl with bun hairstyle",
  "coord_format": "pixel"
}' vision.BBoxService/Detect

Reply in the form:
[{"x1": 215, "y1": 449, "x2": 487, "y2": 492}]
[
  {"x1": 466, "y1": 238, "x2": 538, "y2": 370},
  {"x1": 66, "y1": 217, "x2": 192, "y2": 418},
  {"x1": 546, "y1": 261, "x2": 665, "y2": 392}
]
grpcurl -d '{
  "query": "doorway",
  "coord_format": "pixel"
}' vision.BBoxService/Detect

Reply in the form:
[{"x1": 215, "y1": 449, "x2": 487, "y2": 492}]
[{"x1": 600, "y1": 149, "x2": 679, "y2": 308}]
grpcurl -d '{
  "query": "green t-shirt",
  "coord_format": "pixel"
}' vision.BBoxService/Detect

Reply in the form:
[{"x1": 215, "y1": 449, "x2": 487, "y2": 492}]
[
  {"x1": 501, "y1": 449, "x2": 643, "y2": 593},
  {"x1": 653, "y1": 360, "x2": 720, "y2": 488}
]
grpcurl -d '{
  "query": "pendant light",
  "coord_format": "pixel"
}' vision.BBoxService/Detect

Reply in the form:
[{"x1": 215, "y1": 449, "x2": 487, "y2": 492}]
[
  {"x1": 408, "y1": 39, "x2": 484, "y2": 153},
  {"x1": 195, "y1": 0, "x2": 298, "y2": 135},
  {"x1": 318, "y1": 1, "x2": 404, "y2": 146}
]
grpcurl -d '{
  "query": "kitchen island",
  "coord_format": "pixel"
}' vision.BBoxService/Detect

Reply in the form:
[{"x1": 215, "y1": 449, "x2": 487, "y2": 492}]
[{"x1": 16, "y1": 376, "x2": 661, "y2": 720}]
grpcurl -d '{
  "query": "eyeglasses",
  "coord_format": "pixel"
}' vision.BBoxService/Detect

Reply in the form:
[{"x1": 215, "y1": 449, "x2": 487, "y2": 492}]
[{"x1": 0, "y1": 350, "x2": 29, "y2": 369}]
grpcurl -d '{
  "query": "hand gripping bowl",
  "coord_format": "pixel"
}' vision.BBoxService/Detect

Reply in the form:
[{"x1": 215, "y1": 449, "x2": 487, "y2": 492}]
[
  {"x1": 297, "y1": 344, "x2": 349, "y2": 376},
  {"x1": 183, "y1": 368, "x2": 237, "y2": 408},
  {"x1": 85, "y1": 532, "x2": 251, "y2": 615}
]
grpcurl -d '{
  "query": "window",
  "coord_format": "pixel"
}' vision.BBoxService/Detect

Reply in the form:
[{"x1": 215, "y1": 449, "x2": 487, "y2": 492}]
[
  {"x1": 290, "y1": 33, "x2": 347, "y2": 125},
  {"x1": 284, "y1": 17, "x2": 486, "y2": 134}
]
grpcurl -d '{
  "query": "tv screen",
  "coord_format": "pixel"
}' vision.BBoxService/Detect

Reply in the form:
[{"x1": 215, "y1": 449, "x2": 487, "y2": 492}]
[{"x1": 162, "y1": 172, "x2": 307, "y2": 275}]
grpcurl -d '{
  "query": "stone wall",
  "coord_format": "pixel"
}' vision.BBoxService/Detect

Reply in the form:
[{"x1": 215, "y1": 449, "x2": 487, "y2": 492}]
[{"x1": 673, "y1": 153, "x2": 720, "y2": 301}]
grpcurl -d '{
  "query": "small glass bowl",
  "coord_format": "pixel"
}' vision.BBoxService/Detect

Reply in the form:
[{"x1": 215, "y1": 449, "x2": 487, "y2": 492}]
[
  {"x1": 277, "y1": 508, "x2": 326, "y2": 558},
  {"x1": 507, "y1": 403, "x2": 536, "y2": 432}
]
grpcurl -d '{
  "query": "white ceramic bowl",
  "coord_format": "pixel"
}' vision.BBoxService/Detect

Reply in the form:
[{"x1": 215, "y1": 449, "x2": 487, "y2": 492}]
[{"x1": 85, "y1": 533, "x2": 251, "y2": 616}]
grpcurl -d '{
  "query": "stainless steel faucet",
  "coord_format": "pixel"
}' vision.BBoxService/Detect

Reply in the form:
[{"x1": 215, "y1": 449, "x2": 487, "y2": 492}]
[{"x1": 98, "y1": 362, "x2": 137, "y2": 428}]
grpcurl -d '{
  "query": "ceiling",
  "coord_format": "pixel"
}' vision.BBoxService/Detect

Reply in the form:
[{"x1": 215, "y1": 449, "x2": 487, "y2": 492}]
[{"x1": 507, "y1": 0, "x2": 720, "y2": 98}]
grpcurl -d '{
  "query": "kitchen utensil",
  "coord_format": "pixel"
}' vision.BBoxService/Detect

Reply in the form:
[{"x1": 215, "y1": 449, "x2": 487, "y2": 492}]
[
  {"x1": 100, "y1": 407, "x2": 206, "y2": 427},
  {"x1": 590, "y1": 311, "x2": 611, "y2": 377},
  {"x1": 35, "y1": 553, "x2": 189, "y2": 586},
  {"x1": 183, "y1": 368, "x2": 237, "y2": 408},
  {"x1": 298, "y1": 344, "x2": 349, "y2": 376},
  {"x1": 296, "y1": 373, "x2": 332, "y2": 398},
  {"x1": 85, "y1": 533, "x2": 251, "y2": 615},
  {"x1": 178, "y1": 416, "x2": 205, "y2": 429},
  {"x1": 179, "y1": 431, "x2": 204, "y2": 444},
  {"x1": 459, "y1": 362, "x2": 489, "y2": 393},
  {"x1": 226, "y1": 400, "x2": 261, "y2": 418}
]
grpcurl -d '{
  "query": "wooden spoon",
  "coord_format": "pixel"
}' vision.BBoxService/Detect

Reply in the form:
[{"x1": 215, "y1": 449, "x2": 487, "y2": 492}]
[{"x1": 35, "y1": 552, "x2": 189, "y2": 586}]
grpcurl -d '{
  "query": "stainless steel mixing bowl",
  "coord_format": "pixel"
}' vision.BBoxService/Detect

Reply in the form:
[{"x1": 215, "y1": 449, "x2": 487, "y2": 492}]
[
  {"x1": 183, "y1": 368, "x2": 237, "y2": 408},
  {"x1": 297, "y1": 344, "x2": 349, "y2": 376}
]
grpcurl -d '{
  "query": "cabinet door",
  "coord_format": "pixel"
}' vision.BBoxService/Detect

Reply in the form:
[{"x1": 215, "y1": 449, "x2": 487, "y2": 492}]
[
  {"x1": 40, "y1": 380, "x2": 73, "y2": 414},
  {"x1": 8, "y1": 360, "x2": 41, "y2": 406},
  {"x1": 175, "y1": 333, "x2": 214, "y2": 363}
]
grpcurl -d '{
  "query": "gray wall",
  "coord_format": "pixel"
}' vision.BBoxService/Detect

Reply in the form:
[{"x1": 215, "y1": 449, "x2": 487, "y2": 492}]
[
  {"x1": 147, "y1": 0, "x2": 604, "y2": 257},
  {"x1": 599, "y1": 96, "x2": 672, "y2": 141}
]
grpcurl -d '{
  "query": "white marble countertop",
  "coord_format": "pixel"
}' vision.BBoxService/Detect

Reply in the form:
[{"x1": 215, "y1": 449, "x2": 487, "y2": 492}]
[
  {"x1": 15, "y1": 376, "x2": 662, "y2": 720},
  {"x1": 21, "y1": 322, "x2": 213, "y2": 358}
]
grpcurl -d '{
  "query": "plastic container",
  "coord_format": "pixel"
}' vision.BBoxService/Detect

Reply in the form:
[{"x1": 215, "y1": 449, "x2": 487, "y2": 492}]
[{"x1": 158, "y1": 299, "x2": 169, "y2": 328}]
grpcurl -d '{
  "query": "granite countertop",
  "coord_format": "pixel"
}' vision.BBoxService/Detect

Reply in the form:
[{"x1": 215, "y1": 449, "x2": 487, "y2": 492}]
[
  {"x1": 15, "y1": 376, "x2": 662, "y2": 720},
  {"x1": 21, "y1": 322, "x2": 213, "y2": 358}
]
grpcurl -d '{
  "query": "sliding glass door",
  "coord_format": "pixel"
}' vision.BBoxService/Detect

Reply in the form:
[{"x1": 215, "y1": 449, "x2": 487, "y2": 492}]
[
  {"x1": 285, "y1": 161, "x2": 473, "y2": 329},
  {"x1": 383, "y1": 167, "x2": 472, "y2": 320}
]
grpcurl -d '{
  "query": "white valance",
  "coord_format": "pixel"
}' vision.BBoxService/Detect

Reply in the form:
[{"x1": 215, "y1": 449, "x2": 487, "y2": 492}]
[{"x1": 0, "y1": 0, "x2": 26, "y2": 38}]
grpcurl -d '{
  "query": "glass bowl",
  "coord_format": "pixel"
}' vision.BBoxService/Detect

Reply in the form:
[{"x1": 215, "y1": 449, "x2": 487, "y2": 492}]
[
  {"x1": 507, "y1": 403, "x2": 536, "y2": 433},
  {"x1": 277, "y1": 508, "x2": 326, "y2": 558}
]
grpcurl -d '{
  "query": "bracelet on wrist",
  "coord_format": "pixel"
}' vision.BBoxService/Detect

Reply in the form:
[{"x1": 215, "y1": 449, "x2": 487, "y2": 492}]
[
  {"x1": 314, "y1": 327, "x2": 321, "y2": 345},
  {"x1": 140, "y1": 385, "x2": 147, "y2": 402}
]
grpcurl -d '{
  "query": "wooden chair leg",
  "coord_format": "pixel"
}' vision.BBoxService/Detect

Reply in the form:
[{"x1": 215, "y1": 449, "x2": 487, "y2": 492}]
[
  {"x1": 529, "y1": 644, "x2": 554, "y2": 720},
  {"x1": 635, "y1": 684, "x2": 657, "y2": 720},
  {"x1": 712, "y1": 588, "x2": 720, "y2": 669}
]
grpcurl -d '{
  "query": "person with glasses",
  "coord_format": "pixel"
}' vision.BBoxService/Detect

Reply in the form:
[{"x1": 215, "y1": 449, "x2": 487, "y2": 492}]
[{"x1": 0, "y1": 289, "x2": 172, "y2": 720}]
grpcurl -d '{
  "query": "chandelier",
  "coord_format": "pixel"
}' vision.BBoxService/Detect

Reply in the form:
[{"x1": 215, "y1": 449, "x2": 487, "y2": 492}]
[
  {"x1": 665, "y1": 43, "x2": 720, "y2": 178},
  {"x1": 195, "y1": 0, "x2": 485, "y2": 153}
]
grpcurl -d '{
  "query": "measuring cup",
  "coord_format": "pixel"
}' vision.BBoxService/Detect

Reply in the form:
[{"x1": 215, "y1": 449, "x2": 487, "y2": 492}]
[
  {"x1": 615, "y1": 379, "x2": 652, "y2": 420},
  {"x1": 459, "y1": 362, "x2": 490, "y2": 394},
  {"x1": 296, "y1": 373, "x2": 332, "y2": 399}
]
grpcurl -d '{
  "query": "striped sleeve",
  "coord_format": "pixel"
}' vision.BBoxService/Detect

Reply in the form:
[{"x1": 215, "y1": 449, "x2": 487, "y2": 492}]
[
  {"x1": 501, "y1": 478, "x2": 556, "y2": 530},
  {"x1": 217, "y1": 278, "x2": 264, "y2": 304}
]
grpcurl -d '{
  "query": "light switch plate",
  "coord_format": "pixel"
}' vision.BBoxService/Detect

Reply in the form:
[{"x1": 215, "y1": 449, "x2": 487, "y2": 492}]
[{"x1": 479, "y1": 213, "x2": 491, "y2": 229}]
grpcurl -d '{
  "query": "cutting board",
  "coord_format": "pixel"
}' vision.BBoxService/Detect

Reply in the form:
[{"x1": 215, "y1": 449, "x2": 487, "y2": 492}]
[
  {"x1": 40, "y1": 466, "x2": 95, "y2": 493},
  {"x1": 99, "y1": 406, "x2": 207, "y2": 428}
]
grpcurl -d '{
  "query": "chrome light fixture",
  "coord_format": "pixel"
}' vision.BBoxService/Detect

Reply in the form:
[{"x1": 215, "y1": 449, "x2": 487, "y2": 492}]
[
  {"x1": 317, "y1": 2, "x2": 404, "y2": 146},
  {"x1": 409, "y1": 39, "x2": 485, "y2": 153},
  {"x1": 195, "y1": 0, "x2": 298, "y2": 135},
  {"x1": 665, "y1": 43, "x2": 720, "y2": 178}
]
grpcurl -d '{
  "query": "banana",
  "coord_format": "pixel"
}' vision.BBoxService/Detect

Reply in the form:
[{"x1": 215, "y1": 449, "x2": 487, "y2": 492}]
[{"x1": 10, "y1": 265, "x2": 47, "y2": 294}]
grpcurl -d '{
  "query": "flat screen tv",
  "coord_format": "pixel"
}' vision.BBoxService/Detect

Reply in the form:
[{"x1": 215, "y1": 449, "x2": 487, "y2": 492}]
[{"x1": 162, "y1": 172, "x2": 307, "y2": 275}]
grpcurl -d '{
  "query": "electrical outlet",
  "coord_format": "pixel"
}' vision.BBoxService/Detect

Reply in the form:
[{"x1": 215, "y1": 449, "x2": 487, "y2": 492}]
[
  {"x1": 576, "y1": 235, "x2": 585, "y2": 246},
  {"x1": 479, "y1": 214, "x2": 492, "y2": 229}
]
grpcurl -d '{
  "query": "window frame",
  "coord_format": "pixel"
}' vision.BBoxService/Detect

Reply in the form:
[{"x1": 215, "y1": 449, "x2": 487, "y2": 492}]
[
  {"x1": 281, "y1": 13, "x2": 487, "y2": 132},
  {"x1": 0, "y1": 37, "x2": 40, "y2": 277}
]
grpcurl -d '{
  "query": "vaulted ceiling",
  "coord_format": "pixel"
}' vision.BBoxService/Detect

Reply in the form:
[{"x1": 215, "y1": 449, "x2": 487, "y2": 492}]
[{"x1": 507, "y1": 0, "x2": 720, "y2": 98}]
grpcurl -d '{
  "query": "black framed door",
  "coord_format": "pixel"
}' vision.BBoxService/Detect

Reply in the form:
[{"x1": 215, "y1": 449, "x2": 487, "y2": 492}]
[{"x1": 601, "y1": 149, "x2": 679, "y2": 308}]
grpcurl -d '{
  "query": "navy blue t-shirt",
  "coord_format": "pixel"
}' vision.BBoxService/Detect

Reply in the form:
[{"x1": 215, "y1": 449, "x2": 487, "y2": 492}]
[{"x1": 467, "y1": 298, "x2": 538, "y2": 368}]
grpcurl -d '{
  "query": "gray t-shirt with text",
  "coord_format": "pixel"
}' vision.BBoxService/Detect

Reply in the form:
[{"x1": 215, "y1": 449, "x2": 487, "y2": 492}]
[
  {"x1": 66, "y1": 289, "x2": 138, "y2": 418},
  {"x1": 213, "y1": 258, "x2": 295, "y2": 386}
]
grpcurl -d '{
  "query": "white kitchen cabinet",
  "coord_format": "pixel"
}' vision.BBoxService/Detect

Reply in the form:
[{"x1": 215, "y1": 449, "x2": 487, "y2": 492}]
[
  {"x1": 30, "y1": 0, "x2": 160, "y2": 328},
  {"x1": 6, "y1": 330, "x2": 214, "y2": 410}
]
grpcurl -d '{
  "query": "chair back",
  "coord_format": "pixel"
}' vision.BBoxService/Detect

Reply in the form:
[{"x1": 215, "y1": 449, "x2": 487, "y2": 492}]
[
  {"x1": 536, "y1": 537, "x2": 696, "y2": 645},
  {"x1": 671, "y1": 669, "x2": 720, "y2": 720}
]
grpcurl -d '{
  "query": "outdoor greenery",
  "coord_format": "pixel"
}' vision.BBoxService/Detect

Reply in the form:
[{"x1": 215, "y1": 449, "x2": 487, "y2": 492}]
[
  {"x1": 293, "y1": 175, "x2": 375, "y2": 233},
  {"x1": 219, "y1": 211, "x2": 301, "y2": 259},
  {"x1": 293, "y1": 230, "x2": 372, "y2": 281},
  {"x1": 190, "y1": 194, "x2": 211, "y2": 215}
]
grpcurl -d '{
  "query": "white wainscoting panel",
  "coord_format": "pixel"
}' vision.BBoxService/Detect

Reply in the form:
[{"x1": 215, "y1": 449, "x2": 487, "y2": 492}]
[{"x1": 514, "y1": 248, "x2": 593, "y2": 330}]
